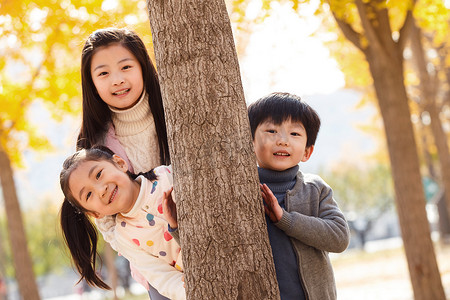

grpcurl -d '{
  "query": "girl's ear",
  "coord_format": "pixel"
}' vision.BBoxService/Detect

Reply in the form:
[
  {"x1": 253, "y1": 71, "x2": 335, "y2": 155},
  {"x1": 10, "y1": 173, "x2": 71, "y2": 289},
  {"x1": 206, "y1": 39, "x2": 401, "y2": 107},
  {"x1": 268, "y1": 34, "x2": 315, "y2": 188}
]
[
  {"x1": 112, "y1": 155, "x2": 128, "y2": 172},
  {"x1": 301, "y1": 145, "x2": 314, "y2": 162},
  {"x1": 87, "y1": 211, "x2": 103, "y2": 219}
]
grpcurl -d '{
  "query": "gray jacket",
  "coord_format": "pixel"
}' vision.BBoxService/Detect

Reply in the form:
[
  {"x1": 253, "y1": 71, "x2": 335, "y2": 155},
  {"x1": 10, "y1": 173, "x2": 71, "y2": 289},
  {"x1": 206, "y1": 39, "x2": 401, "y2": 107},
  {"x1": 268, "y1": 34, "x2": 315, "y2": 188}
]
[{"x1": 275, "y1": 171, "x2": 350, "y2": 300}]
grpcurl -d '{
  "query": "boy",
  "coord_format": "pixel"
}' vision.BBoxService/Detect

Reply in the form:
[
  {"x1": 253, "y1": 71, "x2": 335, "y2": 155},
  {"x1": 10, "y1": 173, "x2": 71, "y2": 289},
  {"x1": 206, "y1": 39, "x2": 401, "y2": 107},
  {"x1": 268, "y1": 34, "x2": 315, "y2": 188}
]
[{"x1": 248, "y1": 92, "x2": 350, "y2": 300}]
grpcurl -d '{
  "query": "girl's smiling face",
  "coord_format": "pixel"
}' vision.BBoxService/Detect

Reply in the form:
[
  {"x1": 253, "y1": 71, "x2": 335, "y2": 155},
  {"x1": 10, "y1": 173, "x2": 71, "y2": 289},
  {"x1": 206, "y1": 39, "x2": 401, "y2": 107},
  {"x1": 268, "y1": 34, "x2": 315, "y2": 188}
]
[
  {"x1": 68, "y1": 156, "x2": 140, "y2": 218},
  {"x1": 90, "y1": 43, "x2": 144, "y2": 110}
]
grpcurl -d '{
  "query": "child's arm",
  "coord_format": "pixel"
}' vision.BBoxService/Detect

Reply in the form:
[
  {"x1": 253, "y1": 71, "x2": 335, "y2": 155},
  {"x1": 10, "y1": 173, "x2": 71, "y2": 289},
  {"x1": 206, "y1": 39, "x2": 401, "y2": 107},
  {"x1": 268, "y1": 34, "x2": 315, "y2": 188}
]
[
  {"x1": 163, "y1": 187, "x2": 177, "y2": 229},
  {"x1": 163, "y1": 187, "x2": 181, "y2": 244},
  {"x1": 262, "y1": 181, "x2": 350, "y2": 253}
]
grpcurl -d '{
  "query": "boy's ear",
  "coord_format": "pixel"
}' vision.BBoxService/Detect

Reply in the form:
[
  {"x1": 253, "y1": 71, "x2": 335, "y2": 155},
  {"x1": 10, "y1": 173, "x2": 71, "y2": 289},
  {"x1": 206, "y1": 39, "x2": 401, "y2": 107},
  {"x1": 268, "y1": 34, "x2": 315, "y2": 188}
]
[
  {"x1": 301, "y1": 145, "x2": 314, "y2": 162},
  {"x1": 112, "y1": 155, "x2": 128, "y2": 172}
]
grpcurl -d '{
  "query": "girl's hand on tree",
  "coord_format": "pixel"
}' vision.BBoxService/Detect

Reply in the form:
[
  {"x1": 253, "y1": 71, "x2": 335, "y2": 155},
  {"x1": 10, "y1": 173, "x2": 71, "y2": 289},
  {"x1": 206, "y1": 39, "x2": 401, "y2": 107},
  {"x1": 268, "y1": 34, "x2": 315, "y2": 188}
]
[
  {"x1": 261, "y1": 184, "x2": 282, "y2": 223},
  {"x1": 163, "y1": 187, "x2": 178, "y2": 229}
]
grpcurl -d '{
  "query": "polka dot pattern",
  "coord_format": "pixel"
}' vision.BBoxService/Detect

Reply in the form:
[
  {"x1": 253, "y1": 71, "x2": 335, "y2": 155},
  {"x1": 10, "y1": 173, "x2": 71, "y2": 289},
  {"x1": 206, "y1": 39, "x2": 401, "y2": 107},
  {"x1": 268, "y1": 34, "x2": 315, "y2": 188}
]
[
  {"x1": 151, "y1": 181, "x2": 158, "y2": 194},
  {"x1": 164, "y1": 232, "x2": 172, "y2": 241},
  {"x1": 114, "y1": 166, "x2": 182, "y2": 273}
]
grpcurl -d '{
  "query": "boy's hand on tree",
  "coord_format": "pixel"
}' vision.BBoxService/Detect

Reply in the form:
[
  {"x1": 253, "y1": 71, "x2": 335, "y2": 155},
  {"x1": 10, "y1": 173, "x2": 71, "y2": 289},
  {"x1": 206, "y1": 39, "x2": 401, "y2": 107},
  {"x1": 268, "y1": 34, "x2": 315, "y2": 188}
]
[
  {"x1": 261, "y1": 184, "x2": 282, "y2": 222},
  {"x1": 163, "y1": 187, "x2": 178, "y2": 229}
]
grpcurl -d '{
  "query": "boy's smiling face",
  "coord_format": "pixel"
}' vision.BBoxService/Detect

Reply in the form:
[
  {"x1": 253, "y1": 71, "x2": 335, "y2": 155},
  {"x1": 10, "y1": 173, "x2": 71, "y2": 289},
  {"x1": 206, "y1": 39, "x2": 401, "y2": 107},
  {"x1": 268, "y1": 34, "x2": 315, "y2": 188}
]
[{"x1": 253, "y1": 118, "x2": 314, "y2": 171}]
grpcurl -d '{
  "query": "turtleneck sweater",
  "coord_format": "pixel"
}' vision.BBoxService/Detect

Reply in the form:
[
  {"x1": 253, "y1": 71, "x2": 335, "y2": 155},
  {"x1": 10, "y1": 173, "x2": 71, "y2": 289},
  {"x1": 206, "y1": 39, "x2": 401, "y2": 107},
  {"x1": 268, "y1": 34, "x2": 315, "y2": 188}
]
[
  {"x1": 258, "y1": 165, "x2": 306, "y2": 300},
  {"x1": 109, "y1": 92, "x2": 160, "y2": 173}
]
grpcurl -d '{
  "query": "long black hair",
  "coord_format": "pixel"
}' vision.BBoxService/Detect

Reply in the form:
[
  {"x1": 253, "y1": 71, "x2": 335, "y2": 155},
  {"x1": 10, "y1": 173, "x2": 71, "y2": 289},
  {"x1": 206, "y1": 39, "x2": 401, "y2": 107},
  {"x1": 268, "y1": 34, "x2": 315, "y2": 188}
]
[
  {"x1": 77, "y1": 27, "x2": 170, "y2": 165},
  {"x1": 59, "y1": 145, "x2": 157, "y2": 289}
]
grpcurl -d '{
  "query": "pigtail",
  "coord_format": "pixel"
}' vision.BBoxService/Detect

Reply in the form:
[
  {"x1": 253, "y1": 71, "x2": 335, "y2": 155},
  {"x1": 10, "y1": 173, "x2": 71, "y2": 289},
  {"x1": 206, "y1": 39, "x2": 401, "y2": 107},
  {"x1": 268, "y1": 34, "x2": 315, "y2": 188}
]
[{"x1": 60, "y1": 200, "x2": 110, "y2": 289}]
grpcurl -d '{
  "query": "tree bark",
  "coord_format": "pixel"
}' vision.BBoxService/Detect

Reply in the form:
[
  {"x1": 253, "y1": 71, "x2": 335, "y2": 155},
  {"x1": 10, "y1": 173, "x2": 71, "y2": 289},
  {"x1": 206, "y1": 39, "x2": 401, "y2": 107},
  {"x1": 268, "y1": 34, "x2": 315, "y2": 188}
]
[
  {"x1": 146, "y1": 1, "x2": 280, "y2": 299},
  {"x1": 333, "y1": 1, "x2": 446, "y2": 299},
  {"x1": 0, "y1": 148, "x2": 41, "y2": 300}
]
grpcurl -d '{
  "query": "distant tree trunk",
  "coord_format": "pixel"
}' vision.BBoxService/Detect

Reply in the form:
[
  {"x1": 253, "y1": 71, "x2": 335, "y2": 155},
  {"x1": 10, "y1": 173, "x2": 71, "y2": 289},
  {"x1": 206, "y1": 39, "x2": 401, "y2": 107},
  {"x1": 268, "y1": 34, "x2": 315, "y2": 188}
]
[
  {"x1": 0, "y1": 224, "x2": 8, "y2": 300},
  {"x1": 332, "y1": 1, "x2": 445, "y2": 299},
  {"x1": 147, "y1": 1, "x2": 280, "y2": 299},
  {"x1": 437, "y1": 191, "x2": 450, "y2": 240},
  {"x1": 0, "y1": 221, "x2": 8, "y2": 281},
  {"x1": 418, "y1": 122, "x2": 437, "y2": 180},
  {"x1": 103, "y1": 244, "x2": 118, "y2": 300},
  {"x1": 0, "y1": 149, "x2": 40, "y2": 300},
  {"x1": 409, "y1": 19, "x2": 450, "y2": 225}
]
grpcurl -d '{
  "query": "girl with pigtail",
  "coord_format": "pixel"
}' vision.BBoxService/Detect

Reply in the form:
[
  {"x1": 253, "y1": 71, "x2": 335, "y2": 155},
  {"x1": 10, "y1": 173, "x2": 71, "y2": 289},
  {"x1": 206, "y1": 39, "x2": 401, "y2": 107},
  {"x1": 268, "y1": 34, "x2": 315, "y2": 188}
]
[
  {"x1": 60, "y1": 146, "x2": 183, "y2": 299},
  {"x1": 71, "y1": 27, "x2": 183, "y2": 299}
]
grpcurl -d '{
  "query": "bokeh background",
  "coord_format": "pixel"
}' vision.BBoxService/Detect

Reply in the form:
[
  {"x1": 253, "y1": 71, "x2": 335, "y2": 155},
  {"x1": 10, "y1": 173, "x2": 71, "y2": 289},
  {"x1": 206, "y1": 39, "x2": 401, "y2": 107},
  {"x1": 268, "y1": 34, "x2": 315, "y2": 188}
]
[{"x1": 1, "y1": 0, "x2": 449, "y2": 299}]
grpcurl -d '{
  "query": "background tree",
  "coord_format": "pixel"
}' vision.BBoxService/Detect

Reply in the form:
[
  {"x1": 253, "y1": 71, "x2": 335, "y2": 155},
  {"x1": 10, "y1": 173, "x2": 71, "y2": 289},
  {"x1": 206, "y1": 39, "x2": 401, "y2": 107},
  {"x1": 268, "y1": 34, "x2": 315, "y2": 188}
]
[
  {"x1": 229, "y1": 1, "x2": 447, "y2": 298},
  {"x1": 316, "y1": 1, "x2": 445, "y2": 298},
  {"x1": 407, "y1": 4, "x2": 450, "y2": 238},
  {"x1": 147, "y1": 1, "x2": 280, "y2": 299},
  {"x1": 0, "y1": 0, "x2": 153, "y2": 297}
]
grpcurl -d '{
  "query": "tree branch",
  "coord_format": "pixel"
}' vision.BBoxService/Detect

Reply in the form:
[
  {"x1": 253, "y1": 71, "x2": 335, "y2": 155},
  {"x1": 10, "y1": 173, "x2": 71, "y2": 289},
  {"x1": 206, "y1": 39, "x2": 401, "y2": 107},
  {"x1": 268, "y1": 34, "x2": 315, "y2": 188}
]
[
  {"x1": 332, "y1": 11, "x2": 364, "y2": 52},
  {"x1": 354, "y1": 0, "x2": 385, "y2": 56},
  {"x1": 398, "y1": 7, "x2": 415, "y2": 52}
]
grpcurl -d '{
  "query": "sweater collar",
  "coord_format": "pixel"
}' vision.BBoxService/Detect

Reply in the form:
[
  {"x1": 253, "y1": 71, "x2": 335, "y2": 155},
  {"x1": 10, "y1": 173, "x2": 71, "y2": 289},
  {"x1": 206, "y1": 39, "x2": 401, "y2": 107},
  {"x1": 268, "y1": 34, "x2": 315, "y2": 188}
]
[
  {"x1": 109, "y1": 91, "x2": 151, "y2": 136},
  {"x1": 258, "y1": 165, "x2": 299, "y2": 183},
  {"x1": 258, "y1": 165, "x2": 299, "y2": 195},
  {"x1": 257, "y1": 165, "x2": 299, "y2": 193}
]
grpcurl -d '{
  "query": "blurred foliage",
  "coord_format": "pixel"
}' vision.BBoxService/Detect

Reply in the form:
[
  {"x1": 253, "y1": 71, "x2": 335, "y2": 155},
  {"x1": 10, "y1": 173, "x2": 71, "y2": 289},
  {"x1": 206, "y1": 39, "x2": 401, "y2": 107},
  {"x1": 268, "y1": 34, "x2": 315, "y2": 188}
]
[
  {"x1": 229, "y1": 0, "x2": 450, "y2": 179},
  {"x1": 25, "y1": 199, "x2": 70, "y2": 276},
  {"x1": 11, "y1": 200, "x2": 68, "y2": 277},
  {"x1": 321, "y1": 163, "x2": 394, "y2": 219},
  {"x1": 0, "y1": 0, "x2": 154, "y2": 279},
  {"x1": 1, "y1": 200, "x2": 68, "y2": 277},
  {"x1": 0, "y1": 0, "x2": 448, "y2": 281},
  {"x1": 0, "y1": 201, "x2": 107, "y2": 278},
  {"x1": 0, "y1": 0, "x2": 154, "y2": 167}
]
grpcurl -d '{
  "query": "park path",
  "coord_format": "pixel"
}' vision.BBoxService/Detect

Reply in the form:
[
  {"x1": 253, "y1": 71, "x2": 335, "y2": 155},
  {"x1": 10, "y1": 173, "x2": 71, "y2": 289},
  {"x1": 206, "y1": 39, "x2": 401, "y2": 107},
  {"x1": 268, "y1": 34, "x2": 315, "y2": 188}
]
[{"x1": 332, "y1": 238, "x2": 450, "y2": 300}]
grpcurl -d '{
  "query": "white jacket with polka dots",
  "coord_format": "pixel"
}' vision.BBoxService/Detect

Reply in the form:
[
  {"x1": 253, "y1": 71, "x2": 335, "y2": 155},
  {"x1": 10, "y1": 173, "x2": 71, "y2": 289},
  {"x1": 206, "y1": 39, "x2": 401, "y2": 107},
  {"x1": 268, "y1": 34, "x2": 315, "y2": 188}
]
[{"x1": 96, "y1": 165, "x2": 185, "y2": 300}]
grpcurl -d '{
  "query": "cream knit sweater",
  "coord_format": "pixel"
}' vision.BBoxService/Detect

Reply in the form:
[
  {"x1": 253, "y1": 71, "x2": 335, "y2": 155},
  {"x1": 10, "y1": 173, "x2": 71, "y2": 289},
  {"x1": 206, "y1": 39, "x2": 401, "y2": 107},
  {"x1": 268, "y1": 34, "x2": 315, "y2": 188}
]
[{"x1": 109, "y1": 92, "x2": 160, "y2": 173}]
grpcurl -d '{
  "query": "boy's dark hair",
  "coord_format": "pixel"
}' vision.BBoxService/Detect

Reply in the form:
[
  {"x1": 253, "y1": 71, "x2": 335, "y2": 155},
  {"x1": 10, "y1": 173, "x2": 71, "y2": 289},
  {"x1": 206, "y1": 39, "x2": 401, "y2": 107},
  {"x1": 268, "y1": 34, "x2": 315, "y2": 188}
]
[
  {"x1": 248, "y1": 92, "x2": 321, "y2": 147},
  {"x1": 77, "y1": 27, "x2": 170, "y2": 165},
  {"x1": 59, "y1": 145, "x2": 157, "y2": 289}
]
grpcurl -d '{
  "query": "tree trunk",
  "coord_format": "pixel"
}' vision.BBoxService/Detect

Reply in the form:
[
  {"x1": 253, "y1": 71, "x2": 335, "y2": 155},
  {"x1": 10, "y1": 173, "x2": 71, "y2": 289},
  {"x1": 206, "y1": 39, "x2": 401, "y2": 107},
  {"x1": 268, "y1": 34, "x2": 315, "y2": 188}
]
[
  {"x1": 367, "y1": 52, "x2": 445, "y2": 300},
  {"x1": 0, "y1": 149, "x2": 41, "y2": 300},
  {"x1": 410, "y1": 19, "x2": 450, "y2": 225},
  {"x1": 0, "y1": 221, "x2": 8, "y2": 282},
  {"x1": 103, "y1": 244, "x2": 118, "y2": 300},
  {"x1": 0, "y1": 223, "x2": 8, "y2": 300},
  {"x1": 333, "y1": 1, "x2": 446, "y2": 298},
  {"x1": 146, "y1": 1, "x2": 280, "y2": 299}
]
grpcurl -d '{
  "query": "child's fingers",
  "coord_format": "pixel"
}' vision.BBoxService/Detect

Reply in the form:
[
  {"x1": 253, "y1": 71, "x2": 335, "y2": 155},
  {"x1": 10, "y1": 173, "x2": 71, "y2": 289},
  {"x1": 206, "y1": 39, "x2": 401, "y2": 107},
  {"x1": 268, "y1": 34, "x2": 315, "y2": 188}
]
[
  {"x1": 264, "y1": 205, "x2": 271, "y2": 215},
  {"x1": 262, "y1": 184, "x2": 275, "y2": 198}
]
